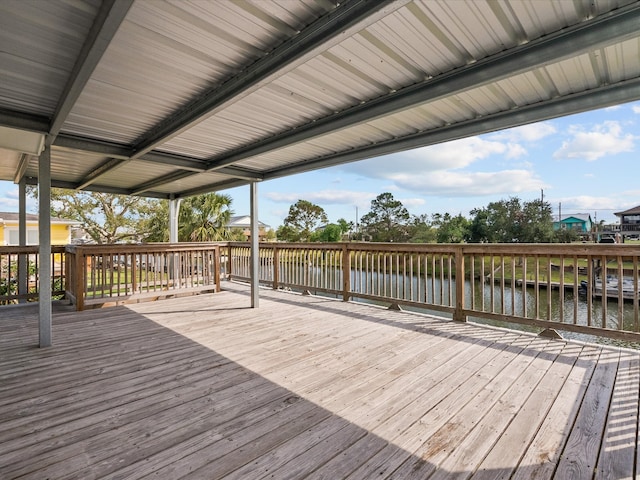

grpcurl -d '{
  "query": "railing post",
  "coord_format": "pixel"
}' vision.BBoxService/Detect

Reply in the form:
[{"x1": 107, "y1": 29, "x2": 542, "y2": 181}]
[
  {"x1": 273, "y1": 246, "x2": 279, "y2": 290},
  {"x1": 454, "y1": 246, "x2": 466, "y2": 322},
  {"x1": 214, "y1": 245, "x2": 221, "y2": 292},
  {"x1": 76, "y1": 248, "x2": 86, "y2": 311},
  {"x1": 342, "y1": 243, "x2": 350, "y2": 301}
]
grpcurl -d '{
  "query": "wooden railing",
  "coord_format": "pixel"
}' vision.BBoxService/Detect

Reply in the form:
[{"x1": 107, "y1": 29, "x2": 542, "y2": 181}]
[
  {"x1": 65, "y1": 243, "x2": 222, "y2": 310},
  {"x1": 0, "y1": 246, "x2": 66, "y2": 305},
  {"x1": 228, "y1": 242, "x2": 640, "y2": 343}
]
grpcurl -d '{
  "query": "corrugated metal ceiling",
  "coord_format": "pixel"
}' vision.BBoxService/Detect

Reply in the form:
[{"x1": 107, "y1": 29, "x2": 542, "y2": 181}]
[{"x1": 0, "y1": 0, "x2": 639, "y2": 199}]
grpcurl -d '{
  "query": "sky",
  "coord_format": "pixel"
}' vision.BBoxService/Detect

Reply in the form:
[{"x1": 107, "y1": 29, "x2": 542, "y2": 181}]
[{"x1": 1, "y1": 100, "x2": 639, "y2": 229}]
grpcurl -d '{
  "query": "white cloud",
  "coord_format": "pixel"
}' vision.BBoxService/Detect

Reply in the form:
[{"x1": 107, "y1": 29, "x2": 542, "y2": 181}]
[
  {"x1": 490, "y1": 122, "x2": 557, "y2": 142},
  {"x1": 264, "y1": 189, "x2": 375, "y2": 208},
  {"x1": 553, "y1": 121, "x2": 635, "y2": 161},
  {"x1": 389, "y1": 169, "x2": 546, "y2": 197},
  {"x1": 400, "y1": 198, "x2": 426, "y2": 209},
  {"x1": 0, "y1": 187, "x2": 20, "y2": 210},
  {"x1": 344, "y1": 136, "x2": 513, "y2": 178},
  {"x1": 632, "y1": 105, "x2": 640, "y2": 114},
  {"x1": 505, "y1": 143, "x2": 527, "y2": 159}
]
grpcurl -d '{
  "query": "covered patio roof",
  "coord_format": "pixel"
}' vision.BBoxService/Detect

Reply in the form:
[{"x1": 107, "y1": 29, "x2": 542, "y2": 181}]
[{"x1": 1, "y1": 0, "x2": 639, "y2": 198}]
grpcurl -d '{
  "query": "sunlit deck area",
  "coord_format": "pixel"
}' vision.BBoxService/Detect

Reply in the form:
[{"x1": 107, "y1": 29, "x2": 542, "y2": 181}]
[{"x1": 2, "y1": 281, "x2": 639, "y2": 479}]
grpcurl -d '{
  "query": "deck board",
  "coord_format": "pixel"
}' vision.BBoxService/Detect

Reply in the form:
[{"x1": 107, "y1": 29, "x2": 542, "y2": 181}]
[{"x1": 1, "y1": 281, "x2": 639, "y2": 479}]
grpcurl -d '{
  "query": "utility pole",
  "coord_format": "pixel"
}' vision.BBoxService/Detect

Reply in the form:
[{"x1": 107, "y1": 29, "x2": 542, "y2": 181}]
[{"x1": 559, "y1": 202, "x2": 562, "y2": 227}]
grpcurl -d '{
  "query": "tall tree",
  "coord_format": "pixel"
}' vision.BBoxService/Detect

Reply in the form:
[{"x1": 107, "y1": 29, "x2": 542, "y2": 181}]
[
  {"x1": 280, "y1": 200, "x2": 328, "y2": 242},
  {"x1": 408, "y1": 214, "x2": 437, "y2": 243},
  {"x1": 360, "y1": 192, "x2": 410, "y2": 242},
  {"x1": 143, "y1": 193, "x2": 238, "y2": 242},
  {"x1": 36, "y1": 189, "x2": 155, "y2": 244},
  {"x1": 468, "y1": 197, "x2": 554, "y2": 243},
  {"x1": 179, "y1": 193, "x2": 235, "y2": 242},
  {"x1": 433, "y1": 213, "x2": 470, "y2": 243}
]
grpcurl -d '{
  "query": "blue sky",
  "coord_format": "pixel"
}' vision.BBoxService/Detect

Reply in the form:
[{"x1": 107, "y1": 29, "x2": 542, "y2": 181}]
[{"x1": 1, "y1": 100, "x2": 639, "y2": 229}]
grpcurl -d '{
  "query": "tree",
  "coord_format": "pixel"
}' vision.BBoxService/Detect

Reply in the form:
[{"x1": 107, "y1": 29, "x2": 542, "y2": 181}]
[
  {"x1": 360, "y1": 192, "x2": 410, "y2": 242},
  {"x1": 468, "y1": 197, "x2": 554, "y2": 243},
  {"x1": 433, "y1": 213, "x2": 470, "y2": 243},
  {"x1": 336, "y1": 218, "x2": 354, "y2": 237},
  {"x1": 408, "y1": 214, "x2": 437, "y2": 243},
  {"x1": 280, "y1": 200, "x2": 328, "y2": 242},
  {"x1": 311, "y1": 223, "x2": 343, "y2": 242},
  {"x1": 179, "y1": 193, "x2": 235, "y2": 242},
  {"x1": 36, "y1": 189, "x2": 156, "y2": 244},
  {"x1": 143, "y1": 193, "x2": 239, "y2": 242}
]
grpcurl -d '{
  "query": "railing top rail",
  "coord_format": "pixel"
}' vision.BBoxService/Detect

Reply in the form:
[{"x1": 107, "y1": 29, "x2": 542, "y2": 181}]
[
  {"x1": 229, "y1": 241, "x2": 640, "y2": 256},
  {"x1": 65, "y1": 242, "x2": 226, "y2": 254},
  {"x1": 0, "y1": 245, "x2": 66, "y2": 254}
]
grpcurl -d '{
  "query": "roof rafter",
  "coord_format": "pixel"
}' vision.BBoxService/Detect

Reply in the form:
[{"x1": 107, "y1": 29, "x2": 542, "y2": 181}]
[
  {"x1": 261, "y1": 77, "x2": 640, "y2": 181},
  {"x1": 49, "y1": 0, "x2": 134, "y2": 140},
  {"x1": 73, "y1": 0, "x2": 406, "y2": 190},
  {"x1": 203, "y1": 3, "x2": 640, "y2": 172}
]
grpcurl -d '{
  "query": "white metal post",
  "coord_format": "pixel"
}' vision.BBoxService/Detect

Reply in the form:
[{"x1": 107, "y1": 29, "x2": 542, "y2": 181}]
[
  {"x1": 169, "y1": 197, "x2": 181, "y2": 243},
  {"x1": 250, "y1": 182, "x2": 259, "y2": 308},
  {"x1": 18, "y1": 178, "x2": 27, "y2": 303},
  {"x1": 38, "y1": 145, "x2": 52, "y2": 347}
]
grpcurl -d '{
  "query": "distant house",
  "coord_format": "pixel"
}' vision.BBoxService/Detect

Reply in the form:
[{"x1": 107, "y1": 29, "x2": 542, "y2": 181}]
[
  {"x1": 227, "y1": 215, "x2": 272, "y2": 241},
  {"x1": 0, "y1": 212, "x2": 79, "y2": 245},
  {"x1": 553, "y1": 213, "x2": 593, "y2": 233},
  {"x1": 614, "y1": 205, "x2": 640, "y2": 233}
]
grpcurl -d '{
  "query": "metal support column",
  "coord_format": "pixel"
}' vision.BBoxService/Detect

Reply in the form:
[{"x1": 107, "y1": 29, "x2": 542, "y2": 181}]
[
  {"x1": 18, "y1": 178, "x2": 27, "y2": 303},
  {"x1": 168, "y1": 197, "x2": 181, "y2": 283},
  {"x1": 250, "y1": 182, "x2": 259, "y2": 308},
  {"x1": 38, "y1": 145, "x2": 52, "y2": 347},
  {"x1": 169, "y1": 197, "x2": 181, "y2": 243}
]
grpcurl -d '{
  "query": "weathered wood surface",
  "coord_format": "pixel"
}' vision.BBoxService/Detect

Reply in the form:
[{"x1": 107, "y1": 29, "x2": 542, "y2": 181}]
[{"x1": 1, "y1": 282, "x2": 639, "y2": 479}]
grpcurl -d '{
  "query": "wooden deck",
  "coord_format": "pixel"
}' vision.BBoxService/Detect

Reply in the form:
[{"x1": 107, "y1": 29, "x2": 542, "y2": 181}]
[{"x1": 1, "y1": 282, "x2": 639, "y2": 480}]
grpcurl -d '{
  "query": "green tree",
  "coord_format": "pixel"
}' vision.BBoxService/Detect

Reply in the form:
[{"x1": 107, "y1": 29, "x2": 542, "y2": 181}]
[
  {"x1": 360, "y1": 192, "x2": 410, "y2": 242},
  {"x1": 434, "y1": 213, "x2": 470, "y2": 243},
  {"x1": 311, "y1": 223, "x2": 343, "y2": 242},
  {"x1": 468, "y1": 197, "x2": 554, "y2": 243},
  {"x1": 276, "y1": 224, "x2": 302, "y2": 242},
  {"x1": 281, "y1": 200, "x2": 328, "y2": 242},
  {"x1": 554, "y1": 227, "x2": 579, "y2": 243},
  {"x1": 519, "y1": 199, "x2": 554, "y2": 242},
  {"x1": 179, "y1": 193, "x2": 235, "y2": 242},
  {"x1": 336, "y1": 218, "x2": 354, "y2": 237},
  {"x1": 36, "y1": 189, "x2": 155, "y2": 244},
  {"x1": 144, "y1": 193, "x2": 238, "y2": 242},
  {"x1": 408, "y1": 214, "x2": 437, "y2": 243}
]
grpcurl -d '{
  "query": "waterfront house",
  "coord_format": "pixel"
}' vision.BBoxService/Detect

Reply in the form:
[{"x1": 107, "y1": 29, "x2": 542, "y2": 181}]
[
  {"x1": 553, "y1": 213, "x2": 593, "y2": 233},
  {"x1": 614, "y1": 205, "x2": 640, "y2": 234}
]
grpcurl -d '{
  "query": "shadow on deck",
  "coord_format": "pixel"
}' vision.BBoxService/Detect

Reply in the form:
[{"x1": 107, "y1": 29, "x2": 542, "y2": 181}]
[{"x1": 1, "y1": 282, "x2": 638, "y2": 479}]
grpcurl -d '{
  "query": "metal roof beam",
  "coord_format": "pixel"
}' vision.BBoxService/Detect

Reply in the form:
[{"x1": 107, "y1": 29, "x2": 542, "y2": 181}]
[
  {"x1": 205, "y1": 3, "x2": 640, "y2": 171},
  {"x1": 129, "y1": 171, "x2": 198, "y2": 196},
  {"x1": 13, "y1": 154, "x2": 30, "y2": 184},
  {"x1": 262, "y1": 77, "x2": 640, "y2": 180},
  {"x1": 49, "y1": 0, "x2": 133, "y2": 139},
  {"x1": 54, "y1": 134, "x2": 133, "y2": 159},
  {"x1": 68, "y1": 0, "x2": 405, "y2": 190},
  {"x1": 23, "y1": 177, "x2": 169, "y2": 199},
  {"x1": 75, "y1": 158, "x2": 125, "y2": 190},
  {"x1": 129, "y1": 165, "x2": 263, "y2": 196},
  {"x1": 0, "y1": 109, "x2": 49, "y2": 133},
  {"x1": 127, "y1": 0, "x2": 406, "y2": 160},
  {"x1": 177, "y1": 179, "x2": 256, "y2": 199}
]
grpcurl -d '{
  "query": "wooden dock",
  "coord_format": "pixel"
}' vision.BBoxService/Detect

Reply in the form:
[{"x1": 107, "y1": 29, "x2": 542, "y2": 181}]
[{"x1": 1, "y1": 282, "x2": 639, "y2": 479}]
